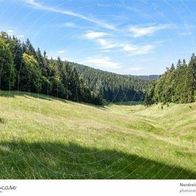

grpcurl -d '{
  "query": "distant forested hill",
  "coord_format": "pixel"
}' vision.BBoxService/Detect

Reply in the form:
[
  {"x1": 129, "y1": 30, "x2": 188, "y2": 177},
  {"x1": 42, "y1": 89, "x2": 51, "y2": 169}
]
[
  {"x1": 131, "y1": 75, "x2": 159, "y2": 81},
  {"x1": 70, "y1": 62, "x2": 152, "y2": 102}
]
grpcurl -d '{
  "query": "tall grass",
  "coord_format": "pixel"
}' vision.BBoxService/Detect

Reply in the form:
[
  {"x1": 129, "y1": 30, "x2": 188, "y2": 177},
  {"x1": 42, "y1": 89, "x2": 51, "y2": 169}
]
[{"x1": 0, "y1": 91, "x2": 196, "y2": 179}]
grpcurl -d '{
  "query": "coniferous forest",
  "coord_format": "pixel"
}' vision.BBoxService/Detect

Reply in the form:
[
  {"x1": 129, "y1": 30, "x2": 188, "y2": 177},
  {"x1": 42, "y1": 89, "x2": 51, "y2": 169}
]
[
  {"x1": 0, "y1": 32, "x2": 151, "y2": 104},
  {"x1": 0, "y1": 31, "x2": 196, "y2": 106},
  {"x1": 0, "y1": 32, "x2": 104, "y2": 105},
  {"x1": 71, "y1": 63, "x2": 150, "y2": 102},
  {"x1": 145, "y1": 55, "x2": 196, "y2": 105}
]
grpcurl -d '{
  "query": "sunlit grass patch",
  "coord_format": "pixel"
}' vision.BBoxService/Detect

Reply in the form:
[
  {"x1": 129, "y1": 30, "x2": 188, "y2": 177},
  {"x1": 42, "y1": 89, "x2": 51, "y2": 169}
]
[{"x1": 0, "y1": 91, "x2": 196, "y2": 179}]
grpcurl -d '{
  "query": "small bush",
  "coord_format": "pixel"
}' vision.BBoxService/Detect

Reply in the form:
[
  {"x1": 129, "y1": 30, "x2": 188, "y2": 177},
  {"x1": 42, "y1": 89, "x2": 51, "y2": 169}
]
[{"x1": 0, "y1": 117, "x2": 5, "y2": 124}]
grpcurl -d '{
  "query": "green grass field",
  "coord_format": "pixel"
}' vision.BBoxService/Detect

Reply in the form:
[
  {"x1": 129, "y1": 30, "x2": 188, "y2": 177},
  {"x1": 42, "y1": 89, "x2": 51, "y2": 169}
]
[{"x1": 0, "y1": 91, "x2": 196, "y2": 179}]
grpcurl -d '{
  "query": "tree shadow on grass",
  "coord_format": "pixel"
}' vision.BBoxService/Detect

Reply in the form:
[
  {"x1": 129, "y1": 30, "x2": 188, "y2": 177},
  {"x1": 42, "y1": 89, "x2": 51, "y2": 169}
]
[
  {"x1": 0, "y1": 90, "x2": 108, "y2": 110},
  {"x1": 0, "y1": 90, "x2": 52, "y2": 101},
  {"x1": 113, "y1": 101, "x2": 144, "y2": 106},
  {"x1": 0, "y1": 141, "x2": 195, "y2": 179}
]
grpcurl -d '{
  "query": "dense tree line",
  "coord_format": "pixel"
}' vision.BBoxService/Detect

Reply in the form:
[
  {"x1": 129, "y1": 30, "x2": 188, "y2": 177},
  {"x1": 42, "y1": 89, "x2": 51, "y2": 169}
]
[
  {"x1": 0, "y1": 32, "x2": 102, "y2": 105},
  {"x1": 145, "y1": 54, "x2": 196, "y2": 105},
  {"x1": 0, "y1": 31, "x2": 152, "y2": 105},
  {"x1": 71, "y1": 63, "x2": 150, "y2": 102},
  {"x1": 131, "y1": 75, "x2": 159, "y2": 81}
]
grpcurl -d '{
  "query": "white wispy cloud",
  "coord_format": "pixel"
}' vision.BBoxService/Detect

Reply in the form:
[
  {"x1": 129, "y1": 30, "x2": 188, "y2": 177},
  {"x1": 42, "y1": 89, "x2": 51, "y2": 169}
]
[
  {"x1": 84, "y1": 31, "x2": 117, "y2": 50},
  {"x1": 24, "y1": 1, "x2": 158, "y2": 56},
  {"x1": 128, "y1": 24, "x2": 173, "y2": 37},
  {"x1": 122, "y1": 43, "x2": 155, "y2": 55},
  {"x1": 57, "y1": 50, "x2": 65, "y2": 54},
  {"x1": 84, "y1": 31, "x2": 117, "y2": 49},
  {"x1": 25, "y1": 0, "x2": 40, "y2": 7},
  {"x1": 82, "y1": 56, "x2": 145, "y2": 74},
  {"x1": 96, "y1": 38, "x2": 117, "y2": 49},
  {"x1": 24, "y1": 0, "x2": 116, "y2": 30},
  {"x1": 82, "y1": 56, "x2": 121, "y2": 71},
  {"x1": 84, "y1": 31, "x2": 155, "y2": 55},
  {"x1": 84, "y1": 31, "x2": 108, "y2": 39}
]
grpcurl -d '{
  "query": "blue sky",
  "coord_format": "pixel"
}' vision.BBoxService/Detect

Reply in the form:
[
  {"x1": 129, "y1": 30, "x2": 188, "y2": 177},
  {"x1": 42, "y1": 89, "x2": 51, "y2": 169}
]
[{"x1": 0, "y1": 0, "x2": 196, "y2": 75}]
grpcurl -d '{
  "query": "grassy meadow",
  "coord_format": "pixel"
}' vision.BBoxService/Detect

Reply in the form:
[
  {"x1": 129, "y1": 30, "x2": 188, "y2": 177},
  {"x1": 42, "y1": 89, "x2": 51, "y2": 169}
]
[{"x1": 0, "y1": 91, "x2": 196, "y2": 179}]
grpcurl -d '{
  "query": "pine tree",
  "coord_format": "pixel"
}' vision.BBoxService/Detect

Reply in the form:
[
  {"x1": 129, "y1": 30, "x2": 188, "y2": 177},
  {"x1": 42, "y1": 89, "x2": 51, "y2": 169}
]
[
  {"x1": 20, "y1": 53, "x2": 42, "y2": 92},
  {"x1": 190, "y1": 53, "x2": 196, "y2": 92},
  {"x1": 0, "y1": 38, "x2": 15, "y2": 90}
]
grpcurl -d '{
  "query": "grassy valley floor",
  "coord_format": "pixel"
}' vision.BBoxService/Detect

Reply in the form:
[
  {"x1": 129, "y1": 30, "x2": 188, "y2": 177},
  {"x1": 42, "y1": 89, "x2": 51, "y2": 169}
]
[{"x1": 0, "y1": 91, "x2": 196, "y2": 179}]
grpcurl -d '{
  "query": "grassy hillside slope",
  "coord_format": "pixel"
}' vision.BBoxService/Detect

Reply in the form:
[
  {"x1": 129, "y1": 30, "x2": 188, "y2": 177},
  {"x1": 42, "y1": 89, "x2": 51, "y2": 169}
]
[{"x1": 0, "y1": 91, "x2": 196, "y2": 179}]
